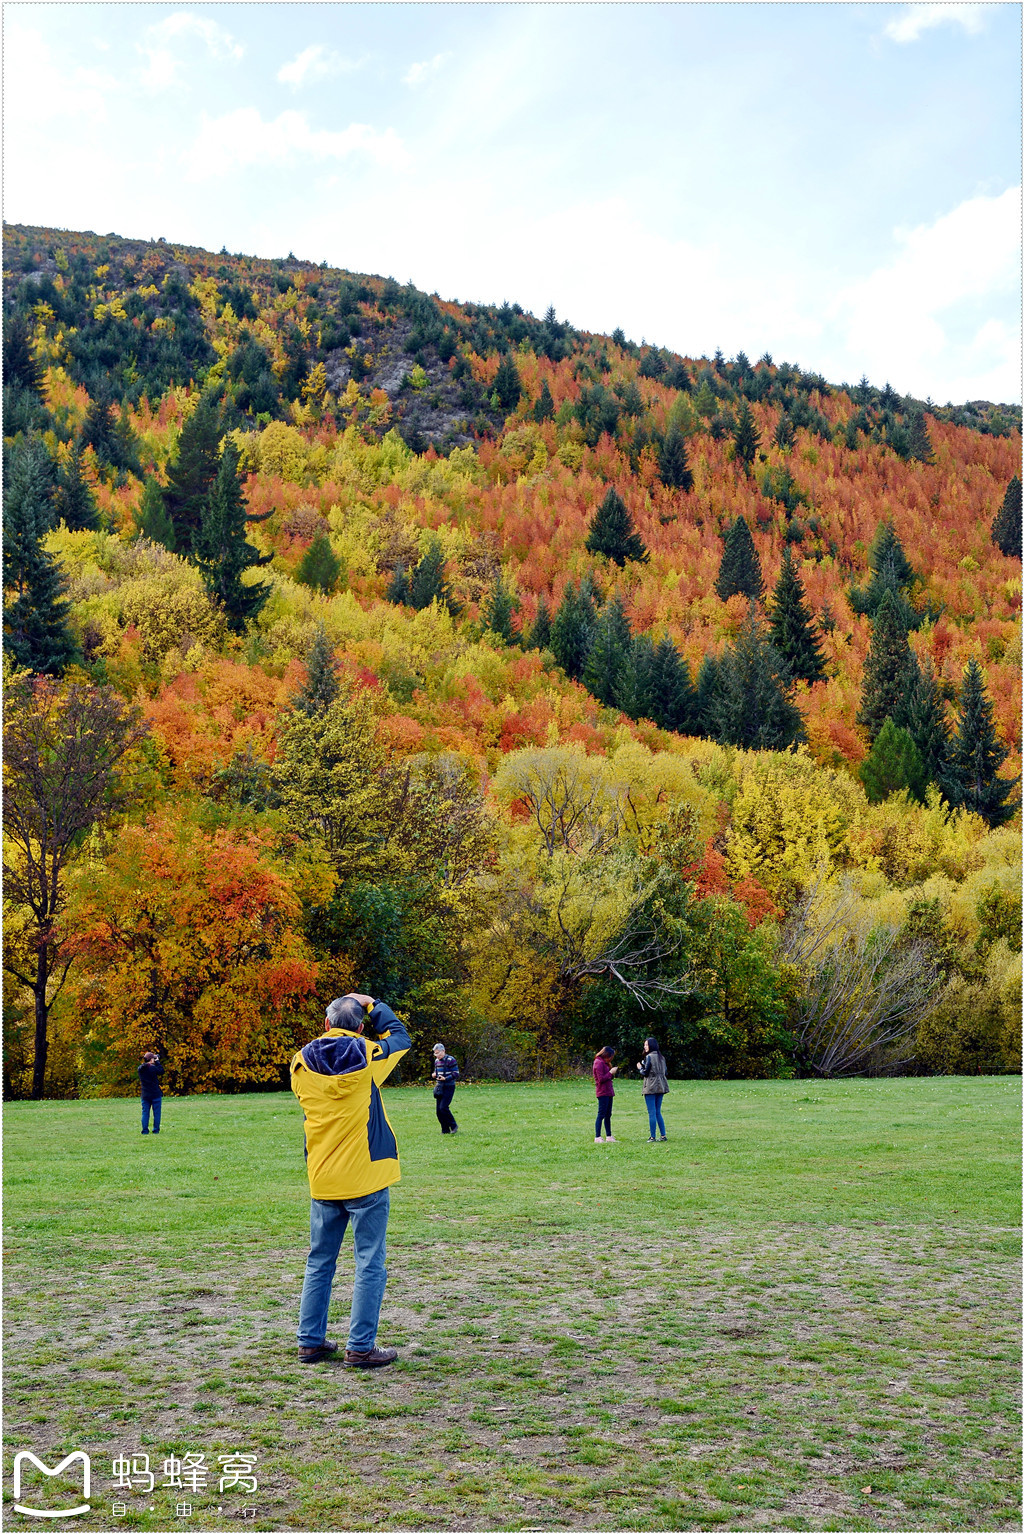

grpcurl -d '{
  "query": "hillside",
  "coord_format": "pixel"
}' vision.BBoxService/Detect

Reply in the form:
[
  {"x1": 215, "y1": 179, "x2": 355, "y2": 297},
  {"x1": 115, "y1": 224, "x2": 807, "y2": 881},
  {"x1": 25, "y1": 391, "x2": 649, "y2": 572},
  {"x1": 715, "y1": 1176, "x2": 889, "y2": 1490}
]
[{"x1": 2, "y1": 223, "x2": 1021, "y2": 1097}]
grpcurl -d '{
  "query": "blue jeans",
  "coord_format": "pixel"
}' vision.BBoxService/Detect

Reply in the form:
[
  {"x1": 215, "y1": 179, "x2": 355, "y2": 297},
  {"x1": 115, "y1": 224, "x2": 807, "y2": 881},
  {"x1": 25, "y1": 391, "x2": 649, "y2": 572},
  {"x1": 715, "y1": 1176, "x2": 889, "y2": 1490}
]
[
  {"x1": 297, "y1": 1188, "x2": 390, "y2": 1351},
  {"x1": 141, "y1": 1097, "x2": 162, "y2": 1133},
  {"x1": 595, "y1": 1095, "x2": 613, "y2": 1137},
  {"x1": 435, "y1": 1084, "x2": 457, "y2": 1133},
  {"x1": 645, "y1": 1093, "x2": 666, "y2": 1137}
]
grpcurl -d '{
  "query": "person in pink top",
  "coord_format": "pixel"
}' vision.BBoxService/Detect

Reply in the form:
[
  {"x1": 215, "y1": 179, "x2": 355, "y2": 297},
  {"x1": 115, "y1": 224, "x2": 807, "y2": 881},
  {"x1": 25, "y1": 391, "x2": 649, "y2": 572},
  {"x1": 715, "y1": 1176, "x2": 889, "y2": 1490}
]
[{"x1": 592, "y1": 1046, "x2": 620, "y2": 1144}]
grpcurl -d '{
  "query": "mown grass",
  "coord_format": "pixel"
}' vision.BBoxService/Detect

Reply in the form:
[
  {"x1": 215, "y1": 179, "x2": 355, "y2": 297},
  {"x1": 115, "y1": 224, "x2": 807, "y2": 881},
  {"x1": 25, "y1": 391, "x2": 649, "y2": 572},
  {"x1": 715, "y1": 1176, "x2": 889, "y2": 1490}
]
[{"x1": 3, "y1": 1076, "x2": 1020, "y2": 1532}]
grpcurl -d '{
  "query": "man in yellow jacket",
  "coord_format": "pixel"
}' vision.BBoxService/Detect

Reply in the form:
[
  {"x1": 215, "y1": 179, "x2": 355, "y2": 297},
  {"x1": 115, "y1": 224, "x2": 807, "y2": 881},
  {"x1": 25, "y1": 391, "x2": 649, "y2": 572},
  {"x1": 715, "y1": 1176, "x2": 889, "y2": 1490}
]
[{"x1": 291, "y1": 991, "x2": 411, "y2": 1368}]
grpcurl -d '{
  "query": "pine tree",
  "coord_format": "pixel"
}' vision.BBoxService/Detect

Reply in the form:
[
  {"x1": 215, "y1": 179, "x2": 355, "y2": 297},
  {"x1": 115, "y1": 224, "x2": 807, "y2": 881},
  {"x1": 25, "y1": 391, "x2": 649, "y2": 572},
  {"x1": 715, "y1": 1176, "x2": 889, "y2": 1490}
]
[
  {"x1": 163, "y1": 392, "x2": 223, "y2": 553},
  {"x1": 992, "y1": 475, "x2": 1021, "y2": 558},
  {"x1": 859, "y1": 718, "x2": 927, "y2": 804},
  {"x1": 893, "y1": 660, "x2": 949, "y2": 788},
  {"x1": 767, "y1": 546, "x2": 826, "y2": 684},
  {"x1": 2, "y1": 440, "x2": 76, "y2": 674},
  {"x1": 533, "y1": 380, "x2": 555, "y2": 422},
  {"x1": 135, "y1": 476, "x2": 177, "y2": 551},
  {"x1": 695, "y1": 653, "x2": 722, "y2": 737},
  {"x1": 943, "y1": 660, "x2": 1019, "y2": 827},
  {"x1": 774, "y1": 413, "x2": 795, "y2": 450},
  {"x1": 193, "y1": 442, "x2": 272, "y2": 633},
  {"x1": 856, "y1": 588, "x2": 918, "y2": 743},
  {"x1": 621, "y1": 378, "x2": 644, "y2": 417},
  {"x1": 585, "y1": 488, "x2": 648, "y2": 566},
  {"x1": 492, "y1": 354, "x2": 522, "y2": 412},
  {"x1": 614, "y1": 633, "x2": 656, "y2": 721},
  {"x1": 52, "y1": 443, "x2": 99, "y2": 531},
  {"x1": 2, "y1": 310, "x2": 43, "y2": 395},
  {"x1": 582, "y1": 595, "x2": 632, "y2": 704},
  {"x1": 294, "y1": 624, "x2": 340, "y2": 716},
  {"x1": 649, "y1": 635, "x2": 697, "y2": 734},
  {"x1": 550, "y1": 581, "x2": 595, "y2": 680},
  {"x1": 657, "y1": 429, "x2": 694, "y2": 492},
  {"x1": 386, "y1": 562, "x2": 411, "y2": 605},
  {"x1": 715, "y1": 515, "x2": 763, "y2": 602},
  {"x1": 483, "y1": 569, "x2": 519, "y2": 643},
  {"x1": 409, "y1": 538, "x2": 455, "y2": 611},
  {"x1": 296, "y1": 531, "x2": 342, "y2": 594},
  {"x1": 526, "y1": 595, "x2": 551, "y2": 651},
  {"x1": 732, "y1": 400, "x2": 761, "y2": 471},
  {"x1": 708, "y1": 604, "x2": 804, "y2": 750},
  {"x1": 905, "y1": 409, "x2": 933, "y2": 464},
  {"x1": 850, "y1": 522, "x2": 920, "y2": 622}
]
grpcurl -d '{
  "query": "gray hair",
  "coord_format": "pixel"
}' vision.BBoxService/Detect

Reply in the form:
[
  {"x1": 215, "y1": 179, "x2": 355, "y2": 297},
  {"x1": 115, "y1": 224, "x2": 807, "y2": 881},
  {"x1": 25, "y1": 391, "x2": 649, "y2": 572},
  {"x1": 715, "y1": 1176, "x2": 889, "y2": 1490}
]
[
  {"x1": 326, "y1": 996, "x2": 366, "y2": 1030},
  {"x1": 433, "y1": 1042, "x2": 445, "y2": 1053}
]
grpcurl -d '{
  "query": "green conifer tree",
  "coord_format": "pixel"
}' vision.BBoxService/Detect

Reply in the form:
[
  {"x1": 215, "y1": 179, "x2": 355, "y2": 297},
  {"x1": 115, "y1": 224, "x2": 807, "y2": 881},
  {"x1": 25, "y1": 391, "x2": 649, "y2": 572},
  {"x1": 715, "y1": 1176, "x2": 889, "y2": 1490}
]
[
  {"x1": 859, "y1": 718, "x2": 927, "y2": 804},
  {"x1": 52, "y1": 443, "x2": 99, "y2": 532},
  {"x1": 614, "y1": 632, "x2": 656, "y2": 721},
  {"x1": 483, "y1": 570, "x2": 519, "y2": 644},
  {"x1": 134, "y1": 476, "x2": 177, "y2": 550},
  {"x1": 649, "y1": 634, "x2": 697, "y2": 734},
  {"x1": 2, "y1": 440, "x2": 76, "y2": 674},
  {"x1": 732, "y1": 400, "x2": 761, "y2": 471},
  {"x1": 715, "y1": 515, "x2": 764, "y2": 602},
  {"x1": 582, "y1": 594, "x2": 632, "y2": 704},
  {"x1": 991, "y1": 474, "x2": 1022, "y2": 558},
  {"x1": 708, "y1": 603, "x2": 804, "y2": 750},
  {"x1": 893, "y1": 660, "x2": 949, "y2": 788},
  {"x1": 193, "y1": 442, "x2": 272, "y2": 633},
  {"x1": 856, "y1": 588, "x2": 918, "y2": 743},
  {"x1": 163, "y1": 392, "x2": 223, "y2": 553},
  {"x1": 409, "y1": 537, "x2": 456, "y2": 611},
  {"x1": 492, "y1": 354, "x2": 522, "y2": 412},
  {"x1": 533, "y1": 380, "x2": 555, "y2": 422},
  {"x1": 850, "y1": 522, "x2": 921, "y2": 623},
  {"x1": 584, "y1": 488, "x2": 648, "y2": 566},
  {"x1": 294, "y1": 624, "x2": 340, "y2": 716},
  {"x1": 296, "y1": 531, "x2": 342, "y2": 594},
  {"x1": 767, "y1": 546, "x2": 826, "y2": 683},
  {"x1": 550, "y1": 581, "x2": 595, "y2": 680},
  {"x1": 943, "y1": 660, "x2": 1019, "y2": 827},
  {"x1": 2, "y1": 310, "x2": 43, "y2": 395},
  {"x1": 905, "y1": 409, "x2": 933, "y2": 464},
  {"x1": 657, "y1": 429, "x2": 694, "y2": 491},
  {"x1": 774, "y1": 413, "x2": 795, "y2": 450},
  {"x1": 695, "y1": 653, "x2": 722, "y2": 737},
  {"x1": 621, "y1": 378, "x2": 644, "y2": 417},
  {"x1": 526, "y1": 595, "x2": 551, "y2": 651},
  {"x1": 386, "y1": 562, "x2": 411, "y2": 605}
]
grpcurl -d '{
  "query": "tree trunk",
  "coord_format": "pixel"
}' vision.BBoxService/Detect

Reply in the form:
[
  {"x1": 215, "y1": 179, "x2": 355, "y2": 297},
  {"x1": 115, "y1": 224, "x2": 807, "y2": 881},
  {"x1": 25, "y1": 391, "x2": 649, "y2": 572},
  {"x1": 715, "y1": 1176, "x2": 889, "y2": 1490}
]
[{"x1": 31, "y1": 948, "x2": 49, "y2": 1099}]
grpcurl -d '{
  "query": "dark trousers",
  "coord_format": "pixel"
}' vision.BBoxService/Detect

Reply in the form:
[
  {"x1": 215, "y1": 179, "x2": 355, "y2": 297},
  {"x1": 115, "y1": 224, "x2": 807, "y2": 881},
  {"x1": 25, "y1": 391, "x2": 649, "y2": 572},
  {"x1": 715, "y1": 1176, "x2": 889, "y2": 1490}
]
[
  {"x1": 141, "y1": 1096, "x2": 162, "y2": 1133},
  {"x1": 595, "y1": 1095, "x2": 613, "y2": 1136},
  {"x1": 435, "y1": 1084, "x2": 458, "y2": 1133}
]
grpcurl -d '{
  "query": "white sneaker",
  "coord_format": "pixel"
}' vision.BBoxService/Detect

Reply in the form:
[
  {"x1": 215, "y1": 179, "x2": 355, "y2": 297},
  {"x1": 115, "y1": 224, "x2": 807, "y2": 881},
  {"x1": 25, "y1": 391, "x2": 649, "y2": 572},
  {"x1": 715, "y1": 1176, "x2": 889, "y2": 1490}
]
[
  {"x1": 594, "y1": 1136, "x2": 603, "y2": 1144},
  {"x1": 605, "y1": 1136, "x2": 616, "y2": 1143}
]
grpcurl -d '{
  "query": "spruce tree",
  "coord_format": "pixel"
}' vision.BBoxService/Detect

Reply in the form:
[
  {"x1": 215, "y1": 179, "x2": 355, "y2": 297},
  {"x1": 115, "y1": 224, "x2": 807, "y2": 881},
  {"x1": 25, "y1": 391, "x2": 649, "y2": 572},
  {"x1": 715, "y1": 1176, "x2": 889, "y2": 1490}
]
[
  {"x1": 708, "y1": 603, "x2": 804, "y2": 750},
  {"x1": 550, "y1": 581, "x2": 595, "y2": 680},
  {"x1": 657, "y1": 429, "x2": 693, "y2": 491},
  {"x1": 409, "y1": 538, "x2": 455, "y2": 611},
  {"x1": 715, "y1": 515, "x2": 763, "y2": 602},
  {"x1": 893, "y1": 660, "x2": 949, "y2": 788},
  {"x1": 774, "y1": 413, "x2": 795, "y2": 450},
  {"x1": 492, "y1": 354, "x2": 522, "y2": 412},
  {"x1": 2, "y1": 440, "x2": 76, "y2": 674},
  {"x1": 850, "y1": 522, "x2": 921, "y2": 624},
  {"x1": 52, "y1": 443, "x2": 99, "y2": 531},
  {"x1": 2, "y1": 310, "x2": 42, "y2": 395},
  {"x1": 585, "y1": 488, "x2": 648, "y2": 566},
  {"x1": 732, "y1": 400, "x2": 761, "y2": 471},
  {"x1": 943, "y1": 660, "x2": 1019, "y2": 827},
  {"x1": 193, "y1": 442, "x2": 272, "y2": 633},
  {"x1": 386, "y1": 562, "x2": 411, "y2": 605},
  {"x1": 526, "y1": 594, "x2": 551, "y2": 651},
  {"x1": 992, "y1": 475, "x2": 1021, "y2": 558},
  {"x1": 615, "y1": 632, "x2": 656, "y2": 721},
  {"x1": 582, "y1": 595, "x2": 632, "y2": 704},
  {"x1": 860, "y1": 718, "x2": 927, "y2": 804},
  {"x1": 905, "y1": 409, "x2": 933, "y2": 464},
  {"x1": 767, "y1": 546, "x2": 826, "y2": 684},
  {"x1": 163, "y1": 392, "x2": 223, "y2": 553},
  {"x1": 533, "y1": 380, "x2": 555, "y2": 422},
  {"x1": 135, "y1": 476, "x2": 177, "y2": 551},
  {"x1": 649, "y1": 634, "x2": 697, "y2": 734},
  {"x1": 483, "y1": 570, "x2": 519, "y2": 643},
  {"x1": 296, "y1": 531, "x2": 342, "y2": 594},
  {"x1": 294, "y1": 624, "x2": 340, "y2": 716},
  {"x1": 695, "y1": 653, "x2": 723, "y2": 737},
  {"x1": 856, "y1": 588, "x2": 918, "y2": 743}
]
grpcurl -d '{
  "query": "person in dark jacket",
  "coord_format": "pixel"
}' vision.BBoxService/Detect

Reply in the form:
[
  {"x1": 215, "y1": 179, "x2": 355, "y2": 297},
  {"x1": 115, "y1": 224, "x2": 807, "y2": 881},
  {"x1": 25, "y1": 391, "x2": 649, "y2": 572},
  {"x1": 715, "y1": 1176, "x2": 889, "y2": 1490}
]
[
  {"x1": 431, "y1": 1043, "x2": 460, "y2": 1134},
  {"x1": 592, "y1": 1046, "x2": 619, "y2": 1143},
  {"x1": 138, "y1": 1051, "x2": 164, "y2": 1135},
  {"x1": 637, "y1": 1036, "x2": 668, "y2": 1141}
]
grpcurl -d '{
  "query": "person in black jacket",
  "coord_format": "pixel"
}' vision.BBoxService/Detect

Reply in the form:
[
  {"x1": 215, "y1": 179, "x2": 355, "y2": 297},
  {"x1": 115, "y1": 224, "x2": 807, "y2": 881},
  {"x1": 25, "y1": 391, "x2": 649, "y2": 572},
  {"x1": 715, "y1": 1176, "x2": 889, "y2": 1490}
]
[
  {"x1": 636, "y1": 1037, "x2": 668, "y2": 1142},
  {"x1": 430, "y1": 1043, "x2": 459, "y2": 1135},
  {"x1": 138, "y1": 1051, "x2": 164, "y2": 1135}
]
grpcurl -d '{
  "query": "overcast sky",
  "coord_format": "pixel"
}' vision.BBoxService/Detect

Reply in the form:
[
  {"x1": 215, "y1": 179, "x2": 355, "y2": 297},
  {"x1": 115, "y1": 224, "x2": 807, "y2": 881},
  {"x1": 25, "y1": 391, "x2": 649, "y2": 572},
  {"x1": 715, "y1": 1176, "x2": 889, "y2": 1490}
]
[{"x1": 4, "y1": 2, "x2": 1021, "y2": 403}]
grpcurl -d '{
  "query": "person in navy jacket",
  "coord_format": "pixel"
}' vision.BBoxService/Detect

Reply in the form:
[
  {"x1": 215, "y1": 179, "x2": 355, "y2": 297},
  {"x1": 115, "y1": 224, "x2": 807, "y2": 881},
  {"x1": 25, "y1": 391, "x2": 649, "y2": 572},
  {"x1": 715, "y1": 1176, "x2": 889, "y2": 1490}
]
[
  {"x1": 430, "y1": 1042, "x2": 460, "y2": 1134},
  {"x1": 138, "y1": 1051, "x2": 163, "y2": 1135}
]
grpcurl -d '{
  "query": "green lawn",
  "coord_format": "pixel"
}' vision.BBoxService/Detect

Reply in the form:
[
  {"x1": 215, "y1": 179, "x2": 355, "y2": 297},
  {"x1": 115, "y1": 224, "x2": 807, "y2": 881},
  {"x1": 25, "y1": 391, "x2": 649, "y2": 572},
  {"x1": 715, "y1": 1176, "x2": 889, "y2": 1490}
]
[{"x1": 3, "y1": 1076, "x2": 1020, "y2": 1532}]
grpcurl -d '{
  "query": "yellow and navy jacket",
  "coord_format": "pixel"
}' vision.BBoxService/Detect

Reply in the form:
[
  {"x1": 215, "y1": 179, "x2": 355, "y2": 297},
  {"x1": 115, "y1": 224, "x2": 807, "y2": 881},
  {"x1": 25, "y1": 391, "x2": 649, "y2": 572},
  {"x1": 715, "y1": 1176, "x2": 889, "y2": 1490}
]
[{"x1": 290, "y1": 1002, "x2": 412, "y2": 1200}]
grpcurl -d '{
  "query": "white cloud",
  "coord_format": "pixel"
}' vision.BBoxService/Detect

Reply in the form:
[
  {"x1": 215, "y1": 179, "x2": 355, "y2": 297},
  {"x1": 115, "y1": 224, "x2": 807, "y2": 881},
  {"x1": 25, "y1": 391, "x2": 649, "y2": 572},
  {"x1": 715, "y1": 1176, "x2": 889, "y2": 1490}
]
[
  {"x1": 278, "y1": 45, "x2": 361, "y2": 88},
  {"x1": 3, "y1": 25, "x2": 115, "y2": 123},
  {"x1": 139, "y1": 13, "x2": 243, "y2": 90},
  {"x1": 183, "y1": 109, "x2": 410, "y2": 179},
  {"x1": 403, "y1": 53, "x2": 450, "y2": 87},
  {"x1": 883, "y1": 4, "x2": 994, "y2": 44}
]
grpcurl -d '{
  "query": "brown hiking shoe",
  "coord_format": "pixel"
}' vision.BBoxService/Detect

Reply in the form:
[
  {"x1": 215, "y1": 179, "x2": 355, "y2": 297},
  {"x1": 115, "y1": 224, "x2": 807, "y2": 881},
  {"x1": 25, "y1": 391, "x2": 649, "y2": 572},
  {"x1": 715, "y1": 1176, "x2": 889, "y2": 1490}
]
[
  {"x1": 298, "y1": 1341, "x2": 338, "y2": 1364},
  {"x1": 344, "y1": 1345, "x2": 398, "y2": 1369}
]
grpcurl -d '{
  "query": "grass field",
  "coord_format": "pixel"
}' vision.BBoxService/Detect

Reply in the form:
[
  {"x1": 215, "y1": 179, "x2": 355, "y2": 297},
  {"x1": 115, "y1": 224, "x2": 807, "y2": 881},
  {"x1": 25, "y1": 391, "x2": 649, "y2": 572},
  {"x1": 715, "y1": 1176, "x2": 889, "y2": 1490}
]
[{"x1": 3, "y1": 1076, "x2": 1020, "y2": 1533}]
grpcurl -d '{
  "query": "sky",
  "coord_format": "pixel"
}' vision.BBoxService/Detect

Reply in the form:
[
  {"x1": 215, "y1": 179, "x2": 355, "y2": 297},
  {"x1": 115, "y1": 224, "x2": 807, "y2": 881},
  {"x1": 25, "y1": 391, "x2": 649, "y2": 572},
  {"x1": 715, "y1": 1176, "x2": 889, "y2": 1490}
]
[{"x1": 3, "y1": 2, "x2": 1021, "y2": 404}]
